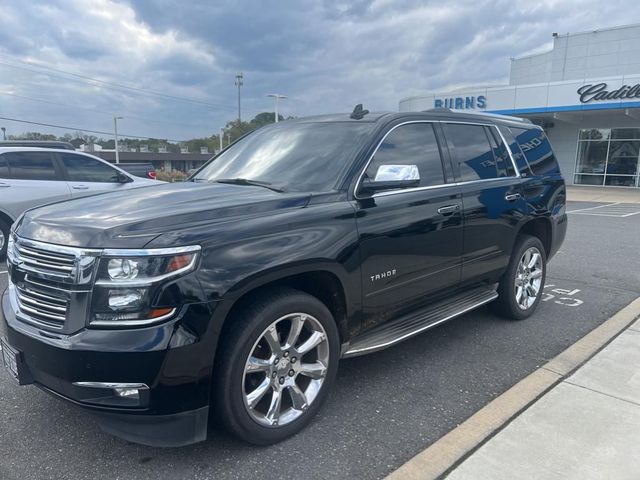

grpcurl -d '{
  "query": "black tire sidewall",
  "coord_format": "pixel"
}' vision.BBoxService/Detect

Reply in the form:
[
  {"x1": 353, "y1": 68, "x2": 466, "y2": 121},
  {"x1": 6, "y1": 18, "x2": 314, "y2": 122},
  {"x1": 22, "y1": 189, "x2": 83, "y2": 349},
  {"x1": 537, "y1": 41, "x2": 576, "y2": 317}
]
[
  {"x1": 0, "y1": 218, "x2": 9, "y2": 258},
  {"x1": 496, "y1": 235, "x2": 547, "y2": 321},
  {"x1": 215, "y1": 289, "x2": 340, "y2": 445}
]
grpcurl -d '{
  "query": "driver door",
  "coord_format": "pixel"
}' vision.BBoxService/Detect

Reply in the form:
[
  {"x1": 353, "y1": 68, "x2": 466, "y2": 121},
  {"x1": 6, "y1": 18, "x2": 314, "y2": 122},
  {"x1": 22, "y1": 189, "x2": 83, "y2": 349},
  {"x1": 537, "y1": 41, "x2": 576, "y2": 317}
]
[{"x1": 353, "y1": 122, "x2": 463, "y2": 330}]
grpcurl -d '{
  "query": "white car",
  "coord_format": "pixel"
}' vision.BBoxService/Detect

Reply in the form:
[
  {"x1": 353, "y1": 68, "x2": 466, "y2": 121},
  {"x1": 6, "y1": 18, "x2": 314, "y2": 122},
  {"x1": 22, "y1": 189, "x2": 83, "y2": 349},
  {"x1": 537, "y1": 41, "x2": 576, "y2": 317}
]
[{"x1": 0, "y1": 147, "x2": 160, "y2": 255}]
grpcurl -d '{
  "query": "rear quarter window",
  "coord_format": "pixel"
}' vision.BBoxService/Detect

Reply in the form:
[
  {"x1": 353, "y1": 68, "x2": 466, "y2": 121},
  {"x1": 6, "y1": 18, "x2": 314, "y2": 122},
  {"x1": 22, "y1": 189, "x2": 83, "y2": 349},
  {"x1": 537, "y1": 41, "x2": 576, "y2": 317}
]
[{"x1": 510, "y1": 127, "x2": 560, "y2": 176}]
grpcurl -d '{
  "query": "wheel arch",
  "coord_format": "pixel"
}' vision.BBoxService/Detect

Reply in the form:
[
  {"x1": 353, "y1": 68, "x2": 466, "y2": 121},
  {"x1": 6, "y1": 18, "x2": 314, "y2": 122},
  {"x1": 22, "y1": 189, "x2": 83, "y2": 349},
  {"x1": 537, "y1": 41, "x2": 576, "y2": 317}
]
[
  {"x1": 516, "y1": 216, "x2": 552, "y2": 258},
  {"x1": 215, "y1": 263, "x2": 356, "y2": 346}
]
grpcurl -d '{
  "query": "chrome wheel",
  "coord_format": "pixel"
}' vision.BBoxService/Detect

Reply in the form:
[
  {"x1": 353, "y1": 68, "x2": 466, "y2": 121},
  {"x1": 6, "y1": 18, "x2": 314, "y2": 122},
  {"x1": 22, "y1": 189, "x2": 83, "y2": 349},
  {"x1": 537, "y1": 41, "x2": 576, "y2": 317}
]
[
  {"x1": 242, "y1": 313, "x2": 330, "y2": 427},
  {"x1": 514, "y1": 246, "x2": 543, "y2": 310}
]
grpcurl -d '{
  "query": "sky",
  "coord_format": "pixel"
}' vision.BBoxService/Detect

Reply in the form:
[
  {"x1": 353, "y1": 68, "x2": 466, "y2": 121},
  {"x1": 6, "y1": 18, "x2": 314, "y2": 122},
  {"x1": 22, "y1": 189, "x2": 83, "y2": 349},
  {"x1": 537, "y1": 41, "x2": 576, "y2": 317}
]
[{"x1": 0, "y1": 0, "x2": 638, "y2": 141}]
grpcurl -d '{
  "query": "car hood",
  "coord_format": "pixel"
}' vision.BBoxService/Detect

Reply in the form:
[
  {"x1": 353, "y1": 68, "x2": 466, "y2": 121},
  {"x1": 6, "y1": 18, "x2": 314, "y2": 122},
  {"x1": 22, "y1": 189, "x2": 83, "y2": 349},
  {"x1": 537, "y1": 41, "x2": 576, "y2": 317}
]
[{"x1": 17, "y1": 182, "x2": 311, "y2": 248}]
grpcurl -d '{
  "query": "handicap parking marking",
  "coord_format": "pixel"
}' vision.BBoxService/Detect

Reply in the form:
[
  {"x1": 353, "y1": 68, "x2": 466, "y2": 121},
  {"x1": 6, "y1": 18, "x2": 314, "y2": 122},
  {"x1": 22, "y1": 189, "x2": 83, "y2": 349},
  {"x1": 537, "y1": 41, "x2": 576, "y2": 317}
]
[
  {"x1": 542, "y1": 284, "x2": 584, "y2": 307},
  {"x1": 567, "y1": 202, "x2": 640, "y2": 217}
]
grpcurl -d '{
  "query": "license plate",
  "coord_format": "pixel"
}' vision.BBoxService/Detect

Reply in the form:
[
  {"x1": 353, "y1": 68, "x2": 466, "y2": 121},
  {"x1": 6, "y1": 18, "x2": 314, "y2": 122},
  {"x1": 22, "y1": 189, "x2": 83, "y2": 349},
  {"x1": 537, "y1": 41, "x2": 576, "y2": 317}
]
[{"x1": 1, "y1": 337, "x2": 22, "y2": 384}]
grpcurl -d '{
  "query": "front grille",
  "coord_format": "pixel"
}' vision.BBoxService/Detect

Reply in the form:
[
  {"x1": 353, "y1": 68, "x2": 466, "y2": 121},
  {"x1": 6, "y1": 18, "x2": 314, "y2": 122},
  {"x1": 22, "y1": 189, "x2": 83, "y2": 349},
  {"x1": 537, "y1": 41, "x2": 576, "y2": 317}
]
[
  {"x1": 15, "y1": 242, "x2": 75, "y2": 278},
  {"x1": 7, "y1": 236, "x2": 101, "y2": 333},
  {"x1": 14, "y1": 280, "x2": 68, "y2": 330}
]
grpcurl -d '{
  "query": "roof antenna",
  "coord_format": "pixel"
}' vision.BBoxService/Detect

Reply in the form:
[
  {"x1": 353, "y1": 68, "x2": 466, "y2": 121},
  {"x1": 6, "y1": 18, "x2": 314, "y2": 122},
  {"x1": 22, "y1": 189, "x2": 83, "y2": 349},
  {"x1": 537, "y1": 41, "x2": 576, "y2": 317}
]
[{"x1": 350, "y1": 104, "x2": 369, "y2": 120}]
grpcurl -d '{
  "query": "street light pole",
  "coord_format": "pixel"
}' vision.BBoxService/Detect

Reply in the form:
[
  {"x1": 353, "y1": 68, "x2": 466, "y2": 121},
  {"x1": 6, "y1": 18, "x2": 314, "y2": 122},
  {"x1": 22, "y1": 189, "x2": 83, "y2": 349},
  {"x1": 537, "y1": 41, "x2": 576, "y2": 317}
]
[
  {"x1": 235, "y1": 72, "x2": 244, "y2": 123},
  {"x1": 219, "y1": 127, "x2": 224, "y2": 152},
  {"x1": 113, "y1": 116, "x2": 123, "y2": 164},
  {"x1": 266, "y1": 94, "x2": 287, "y2": 123}
]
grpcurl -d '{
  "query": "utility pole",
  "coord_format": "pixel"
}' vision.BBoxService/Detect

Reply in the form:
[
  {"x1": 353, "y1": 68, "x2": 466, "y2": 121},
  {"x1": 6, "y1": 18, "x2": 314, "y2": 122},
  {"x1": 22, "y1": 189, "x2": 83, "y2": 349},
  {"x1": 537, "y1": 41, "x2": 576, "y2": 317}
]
[
  {"x1": 219, "y1": 127, "x2": 224, "y2": 152},
  {"x1": 113, "y1": 116, "x2": 123, "y2": 163},
  {"x1": 266, "y1": 94, "x2": 286, "y2": 123},
  {"x1": 1, "y1": 127, "x2": 6, "y2": 140},
  {"x1": 235, "y1": 72, "x2": 244, "y2": 123}
]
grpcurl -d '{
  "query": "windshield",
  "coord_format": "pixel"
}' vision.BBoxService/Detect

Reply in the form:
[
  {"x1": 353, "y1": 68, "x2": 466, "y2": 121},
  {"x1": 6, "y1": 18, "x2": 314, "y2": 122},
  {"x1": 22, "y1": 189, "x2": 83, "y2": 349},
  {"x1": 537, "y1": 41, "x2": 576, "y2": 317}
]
[{"x1": 194, "y1": 122, "x2": 375, "y2": 192}]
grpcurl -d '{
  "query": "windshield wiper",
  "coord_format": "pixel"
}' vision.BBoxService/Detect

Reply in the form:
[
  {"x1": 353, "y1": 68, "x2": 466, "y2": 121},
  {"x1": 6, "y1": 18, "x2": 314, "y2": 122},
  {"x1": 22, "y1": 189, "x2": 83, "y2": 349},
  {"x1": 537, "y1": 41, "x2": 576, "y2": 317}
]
[{"x1": 214, "y1": 178, "x2": 285, "y2": 193}]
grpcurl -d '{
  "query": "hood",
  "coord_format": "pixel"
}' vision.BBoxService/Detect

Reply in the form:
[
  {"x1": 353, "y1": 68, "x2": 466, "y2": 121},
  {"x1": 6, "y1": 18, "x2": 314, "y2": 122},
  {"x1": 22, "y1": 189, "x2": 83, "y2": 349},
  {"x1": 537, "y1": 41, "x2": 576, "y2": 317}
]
[{"x1": 17, "y1": 182, "x2": 311, "y2": 248}]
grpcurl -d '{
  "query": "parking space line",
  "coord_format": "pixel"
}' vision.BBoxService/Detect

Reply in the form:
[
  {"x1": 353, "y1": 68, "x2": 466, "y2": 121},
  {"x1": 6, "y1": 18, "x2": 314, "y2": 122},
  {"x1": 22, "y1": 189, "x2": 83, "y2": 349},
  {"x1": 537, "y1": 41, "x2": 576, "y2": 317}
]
[{"x1": 566, "y1": 202, "x2": 620, "y2": 214}]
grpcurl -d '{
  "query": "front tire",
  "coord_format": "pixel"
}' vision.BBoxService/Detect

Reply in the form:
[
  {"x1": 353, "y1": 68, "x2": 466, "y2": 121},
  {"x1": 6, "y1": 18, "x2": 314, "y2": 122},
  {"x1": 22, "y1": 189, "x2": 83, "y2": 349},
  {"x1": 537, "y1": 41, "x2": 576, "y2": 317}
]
[
  {"x1": 214, "y1": 287, "x2": 340, "y2": 445},
  {"x1": 494, "y1": 235, "x2": 546, "y2": 321}
]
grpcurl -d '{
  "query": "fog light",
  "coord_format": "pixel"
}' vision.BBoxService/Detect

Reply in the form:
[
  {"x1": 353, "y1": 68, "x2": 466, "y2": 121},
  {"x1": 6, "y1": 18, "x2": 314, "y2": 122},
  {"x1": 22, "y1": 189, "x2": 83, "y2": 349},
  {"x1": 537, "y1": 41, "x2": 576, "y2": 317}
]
[
  {"x1": 108, "y1": 289, "x2": 145, "y2": 310},
  {"x1": 114, "y1": 387, "x2": 141, "y2": 400}
]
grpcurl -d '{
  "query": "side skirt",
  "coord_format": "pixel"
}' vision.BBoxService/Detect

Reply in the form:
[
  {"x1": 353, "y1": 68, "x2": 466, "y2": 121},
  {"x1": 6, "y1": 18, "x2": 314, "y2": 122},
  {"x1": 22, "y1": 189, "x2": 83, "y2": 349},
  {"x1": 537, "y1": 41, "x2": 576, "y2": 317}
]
[{"x1": 342, "y1": 285, "x2": 498, "y2": 358}]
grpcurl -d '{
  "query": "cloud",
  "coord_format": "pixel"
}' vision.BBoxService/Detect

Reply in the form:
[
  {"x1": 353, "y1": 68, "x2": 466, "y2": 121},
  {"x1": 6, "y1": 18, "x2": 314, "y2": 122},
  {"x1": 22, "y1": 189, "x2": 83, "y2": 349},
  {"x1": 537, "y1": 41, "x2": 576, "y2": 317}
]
[{"x1": 0, "y1": 0, "x2": 638, "y2": 140}]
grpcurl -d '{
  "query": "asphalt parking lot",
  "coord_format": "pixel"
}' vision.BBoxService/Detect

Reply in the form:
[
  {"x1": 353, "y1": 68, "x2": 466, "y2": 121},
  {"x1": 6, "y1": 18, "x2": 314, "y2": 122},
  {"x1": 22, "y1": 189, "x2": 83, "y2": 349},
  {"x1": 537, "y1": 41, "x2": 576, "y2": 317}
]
[{"x1": 1, "y1": 201, "x2": 639, "y2": 480}]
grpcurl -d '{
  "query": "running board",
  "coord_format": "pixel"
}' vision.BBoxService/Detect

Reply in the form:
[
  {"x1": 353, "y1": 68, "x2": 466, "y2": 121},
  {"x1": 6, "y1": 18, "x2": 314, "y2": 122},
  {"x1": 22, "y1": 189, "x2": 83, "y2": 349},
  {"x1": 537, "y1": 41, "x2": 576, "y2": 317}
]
[{"x1": 342, "y1": 286, "x2": 498, "y2": 358}]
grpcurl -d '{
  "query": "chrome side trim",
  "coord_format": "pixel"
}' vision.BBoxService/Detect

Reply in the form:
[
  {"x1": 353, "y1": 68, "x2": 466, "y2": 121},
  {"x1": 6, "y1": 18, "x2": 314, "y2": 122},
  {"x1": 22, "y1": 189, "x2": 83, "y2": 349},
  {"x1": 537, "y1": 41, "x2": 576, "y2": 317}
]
[
  {"x1": 493, "y1": 124, "x2": 521, "y2": 177},
  {"x1": 353, "y1": 120, "x2": 525, "y2": 200},
  {"x1": 72, "y1": 382, "x2": 149, "y2": 390}
]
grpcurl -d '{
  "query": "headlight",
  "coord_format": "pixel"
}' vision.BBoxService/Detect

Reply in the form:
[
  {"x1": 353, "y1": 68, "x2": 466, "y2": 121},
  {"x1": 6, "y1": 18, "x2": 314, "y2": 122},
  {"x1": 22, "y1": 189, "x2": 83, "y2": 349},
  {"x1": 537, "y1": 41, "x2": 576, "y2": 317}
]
[
  {"x1": 97, "y1": 246, "x2": 200, "y2": 287},
  {"x1": 90, "y1": 245, "x2": 200, "y2": 328}
]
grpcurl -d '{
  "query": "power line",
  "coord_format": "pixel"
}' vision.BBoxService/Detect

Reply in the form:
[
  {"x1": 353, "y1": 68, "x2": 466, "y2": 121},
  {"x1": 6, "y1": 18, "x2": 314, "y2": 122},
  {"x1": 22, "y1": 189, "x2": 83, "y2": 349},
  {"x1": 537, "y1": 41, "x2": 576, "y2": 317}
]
[
  {"x1": 0, "y1": 91, "x2": 212, "y2": 129},
  {"x1": 0, "y1": 57, "x2": 263, "y2": 115},
  {"x1": 0, "y1": 115, "x2": 186, "y2": 142}
]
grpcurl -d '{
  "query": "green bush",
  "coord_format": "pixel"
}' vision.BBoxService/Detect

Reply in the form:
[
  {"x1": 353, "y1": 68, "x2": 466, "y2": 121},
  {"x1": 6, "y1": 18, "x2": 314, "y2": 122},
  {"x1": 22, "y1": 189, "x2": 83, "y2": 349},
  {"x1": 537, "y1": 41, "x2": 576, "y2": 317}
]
[{"x1": 156, "y1": 170, "x2": 188, "y2": 182}]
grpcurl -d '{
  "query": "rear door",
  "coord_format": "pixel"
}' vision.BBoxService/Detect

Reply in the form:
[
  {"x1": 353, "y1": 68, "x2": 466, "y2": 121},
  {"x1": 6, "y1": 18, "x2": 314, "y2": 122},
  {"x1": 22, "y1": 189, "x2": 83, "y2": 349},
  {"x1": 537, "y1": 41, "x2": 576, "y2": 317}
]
[
  {"x1": 0, "y1": 151, "x2": 72, "y2": 219},
  {"x1": 441, "y1": 122, "x2": 526, "y2": 283},
  {"x1": 354, "y1": 121, "x2": 463, "y2": 329},
  {"x1": 57, "y1": 152, "x2": 131, "y2": 196}
]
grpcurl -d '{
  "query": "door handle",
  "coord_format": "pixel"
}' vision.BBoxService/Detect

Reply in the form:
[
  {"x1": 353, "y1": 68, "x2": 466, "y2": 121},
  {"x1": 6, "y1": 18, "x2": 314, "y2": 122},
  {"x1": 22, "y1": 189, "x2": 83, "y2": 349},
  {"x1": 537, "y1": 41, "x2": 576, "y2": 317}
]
[
  {"x1": 505, "y1": 193, "x2": 521, "y2": 202},
  {"x1": 437, "y1": 204, "x2": 460, "y2": 215},
  {"x1": 71, "y1": 185, "x2": 89, "y2": 190},
  {"x1": 0, "y1": 182, "x2": 10, "y2": 188}
]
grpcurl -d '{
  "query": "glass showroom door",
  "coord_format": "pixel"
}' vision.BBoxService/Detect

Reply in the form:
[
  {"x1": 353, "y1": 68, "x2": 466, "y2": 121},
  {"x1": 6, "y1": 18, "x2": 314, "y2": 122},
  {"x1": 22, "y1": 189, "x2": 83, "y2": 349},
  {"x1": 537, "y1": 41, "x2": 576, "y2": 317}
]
[{"x1": 575, "y1": 128, "x2": 640, "y2": 187}]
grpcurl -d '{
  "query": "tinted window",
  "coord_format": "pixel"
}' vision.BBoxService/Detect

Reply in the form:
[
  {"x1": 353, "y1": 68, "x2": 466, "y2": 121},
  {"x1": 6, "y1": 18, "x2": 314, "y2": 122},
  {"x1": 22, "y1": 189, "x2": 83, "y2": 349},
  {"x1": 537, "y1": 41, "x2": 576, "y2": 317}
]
[
  {"x1": 486, "y1": 127, "x2": 516, "y2": 177},
  {"x1": 364, "y1": 123, "x2": 445, "y2": 188},
  {"x1": 3, "y1": 152, "x2": 58, "y2": 180},
  {"x1": 499, "y1": 127, "x2": 533, "y2": 177},
  {"x1": 511, "y1": 127, "x2": 559, "y2": 176},
  {"x1": 61, "y1": 154, "x2": 121, "y2": 182},
  {"x1": 443, "y1": 123, "x2": 499, "y2": 182},
  {"x1": 195, "y1": 122, "x2": 375, "y2": 192},
  {"x1": 0, "y1": 154, "x2": 8, "y2": 178}
]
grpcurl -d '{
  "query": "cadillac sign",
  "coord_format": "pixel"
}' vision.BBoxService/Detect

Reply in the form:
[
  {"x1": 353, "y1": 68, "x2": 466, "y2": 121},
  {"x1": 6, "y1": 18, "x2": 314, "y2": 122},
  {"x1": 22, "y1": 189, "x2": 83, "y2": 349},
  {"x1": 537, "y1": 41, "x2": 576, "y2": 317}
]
[{"x1": 578, "y1": 82, "x2": 640, "y2": 103}]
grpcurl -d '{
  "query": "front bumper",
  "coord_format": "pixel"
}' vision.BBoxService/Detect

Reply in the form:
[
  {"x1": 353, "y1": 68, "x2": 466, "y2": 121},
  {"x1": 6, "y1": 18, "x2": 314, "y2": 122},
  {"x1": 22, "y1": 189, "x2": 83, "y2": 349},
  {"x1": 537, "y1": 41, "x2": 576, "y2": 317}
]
[{"x1": 1, "y1": 288, "x2": 219, "y2": 447}]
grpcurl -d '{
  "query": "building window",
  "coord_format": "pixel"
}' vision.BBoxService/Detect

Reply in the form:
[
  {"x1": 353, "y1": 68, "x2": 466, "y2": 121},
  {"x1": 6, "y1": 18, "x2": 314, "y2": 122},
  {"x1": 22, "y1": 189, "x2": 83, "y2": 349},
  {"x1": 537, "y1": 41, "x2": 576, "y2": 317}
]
[{"x1": 574, "y1": 128, "x2": 640, "y2": 187}]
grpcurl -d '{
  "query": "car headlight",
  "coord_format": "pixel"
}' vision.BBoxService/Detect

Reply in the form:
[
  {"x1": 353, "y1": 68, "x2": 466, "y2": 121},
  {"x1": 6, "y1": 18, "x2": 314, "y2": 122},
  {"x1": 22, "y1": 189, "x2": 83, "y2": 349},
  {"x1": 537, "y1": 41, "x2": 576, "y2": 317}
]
[{"x1": 90, "y1": 245, "x2": 201, "y2": 327}]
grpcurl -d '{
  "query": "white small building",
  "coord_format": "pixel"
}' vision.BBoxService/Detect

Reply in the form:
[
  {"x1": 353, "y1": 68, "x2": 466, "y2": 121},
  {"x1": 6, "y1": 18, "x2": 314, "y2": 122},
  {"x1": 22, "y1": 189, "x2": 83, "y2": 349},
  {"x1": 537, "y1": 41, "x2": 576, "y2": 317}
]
[{"x1": 399, "y1": 24, "x2": 640, "y2": 188}]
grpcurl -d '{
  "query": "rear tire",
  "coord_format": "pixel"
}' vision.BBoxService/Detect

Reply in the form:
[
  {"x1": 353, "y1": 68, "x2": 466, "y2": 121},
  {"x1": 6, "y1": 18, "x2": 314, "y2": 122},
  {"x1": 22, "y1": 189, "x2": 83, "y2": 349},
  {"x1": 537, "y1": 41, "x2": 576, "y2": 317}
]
[
  {"x1": 493, "y1": 235, "x2": 546, "y2": 321},
  {"x1": 213, "y1": 287, "x2": 340, "y2": 445}
]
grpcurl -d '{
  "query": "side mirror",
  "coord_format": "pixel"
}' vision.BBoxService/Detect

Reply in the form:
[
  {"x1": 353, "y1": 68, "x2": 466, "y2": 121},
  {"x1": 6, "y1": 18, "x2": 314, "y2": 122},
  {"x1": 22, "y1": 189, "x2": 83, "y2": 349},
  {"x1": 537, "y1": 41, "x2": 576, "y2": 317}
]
[
  {"x1": 360, "y1": 164, "x2": 420, "y2": 193},
  {"x1": 116, "y1": 172, "x2": 132, "y2": 183}
]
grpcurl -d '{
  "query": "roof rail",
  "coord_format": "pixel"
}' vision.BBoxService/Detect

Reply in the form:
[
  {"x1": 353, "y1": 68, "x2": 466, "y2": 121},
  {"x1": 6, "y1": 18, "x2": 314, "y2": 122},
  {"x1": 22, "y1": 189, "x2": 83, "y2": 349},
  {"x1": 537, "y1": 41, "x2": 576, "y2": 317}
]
[{"x1": 420, "y1": 108, "x2": 531, "y2": 124}]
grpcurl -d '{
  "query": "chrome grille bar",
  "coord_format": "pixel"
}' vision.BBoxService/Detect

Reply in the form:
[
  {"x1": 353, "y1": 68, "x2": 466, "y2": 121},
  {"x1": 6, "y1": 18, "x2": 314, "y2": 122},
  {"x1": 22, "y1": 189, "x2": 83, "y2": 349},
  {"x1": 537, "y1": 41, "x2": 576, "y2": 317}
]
[{"x1": 14, "y1": 284, "x2": 68, "y2": 328}]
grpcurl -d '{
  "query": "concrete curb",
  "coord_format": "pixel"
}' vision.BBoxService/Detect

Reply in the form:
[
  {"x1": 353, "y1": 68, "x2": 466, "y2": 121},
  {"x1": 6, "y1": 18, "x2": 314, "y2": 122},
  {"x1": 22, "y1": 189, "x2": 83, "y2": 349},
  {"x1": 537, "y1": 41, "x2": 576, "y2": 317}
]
[{"x1": 385, "y1": 296, "x2": 640, "y2": 480}]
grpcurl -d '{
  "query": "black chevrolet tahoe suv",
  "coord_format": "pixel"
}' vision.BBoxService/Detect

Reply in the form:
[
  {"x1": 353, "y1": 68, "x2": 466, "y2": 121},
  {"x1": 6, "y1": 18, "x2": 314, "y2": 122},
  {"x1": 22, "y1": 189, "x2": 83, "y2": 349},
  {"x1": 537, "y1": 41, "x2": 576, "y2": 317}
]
[{"x1": 1, "y1": 108, "x2": 567, "y2": 447}]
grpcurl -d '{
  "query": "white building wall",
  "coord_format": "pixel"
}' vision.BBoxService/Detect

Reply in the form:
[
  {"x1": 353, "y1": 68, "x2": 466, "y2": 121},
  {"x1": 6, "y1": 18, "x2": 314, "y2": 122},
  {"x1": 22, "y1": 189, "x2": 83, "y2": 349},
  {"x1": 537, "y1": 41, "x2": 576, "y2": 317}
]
[{"x1": 510, "y1": 24, "x2": 640, "y2": 85}]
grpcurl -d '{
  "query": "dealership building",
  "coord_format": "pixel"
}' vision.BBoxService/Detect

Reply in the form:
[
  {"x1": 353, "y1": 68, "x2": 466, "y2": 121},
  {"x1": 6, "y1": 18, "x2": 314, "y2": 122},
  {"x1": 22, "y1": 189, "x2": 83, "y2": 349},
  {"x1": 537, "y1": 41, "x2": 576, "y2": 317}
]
[{"x1": 400, "y1": 24, "x2": 640, "y2": 187}]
